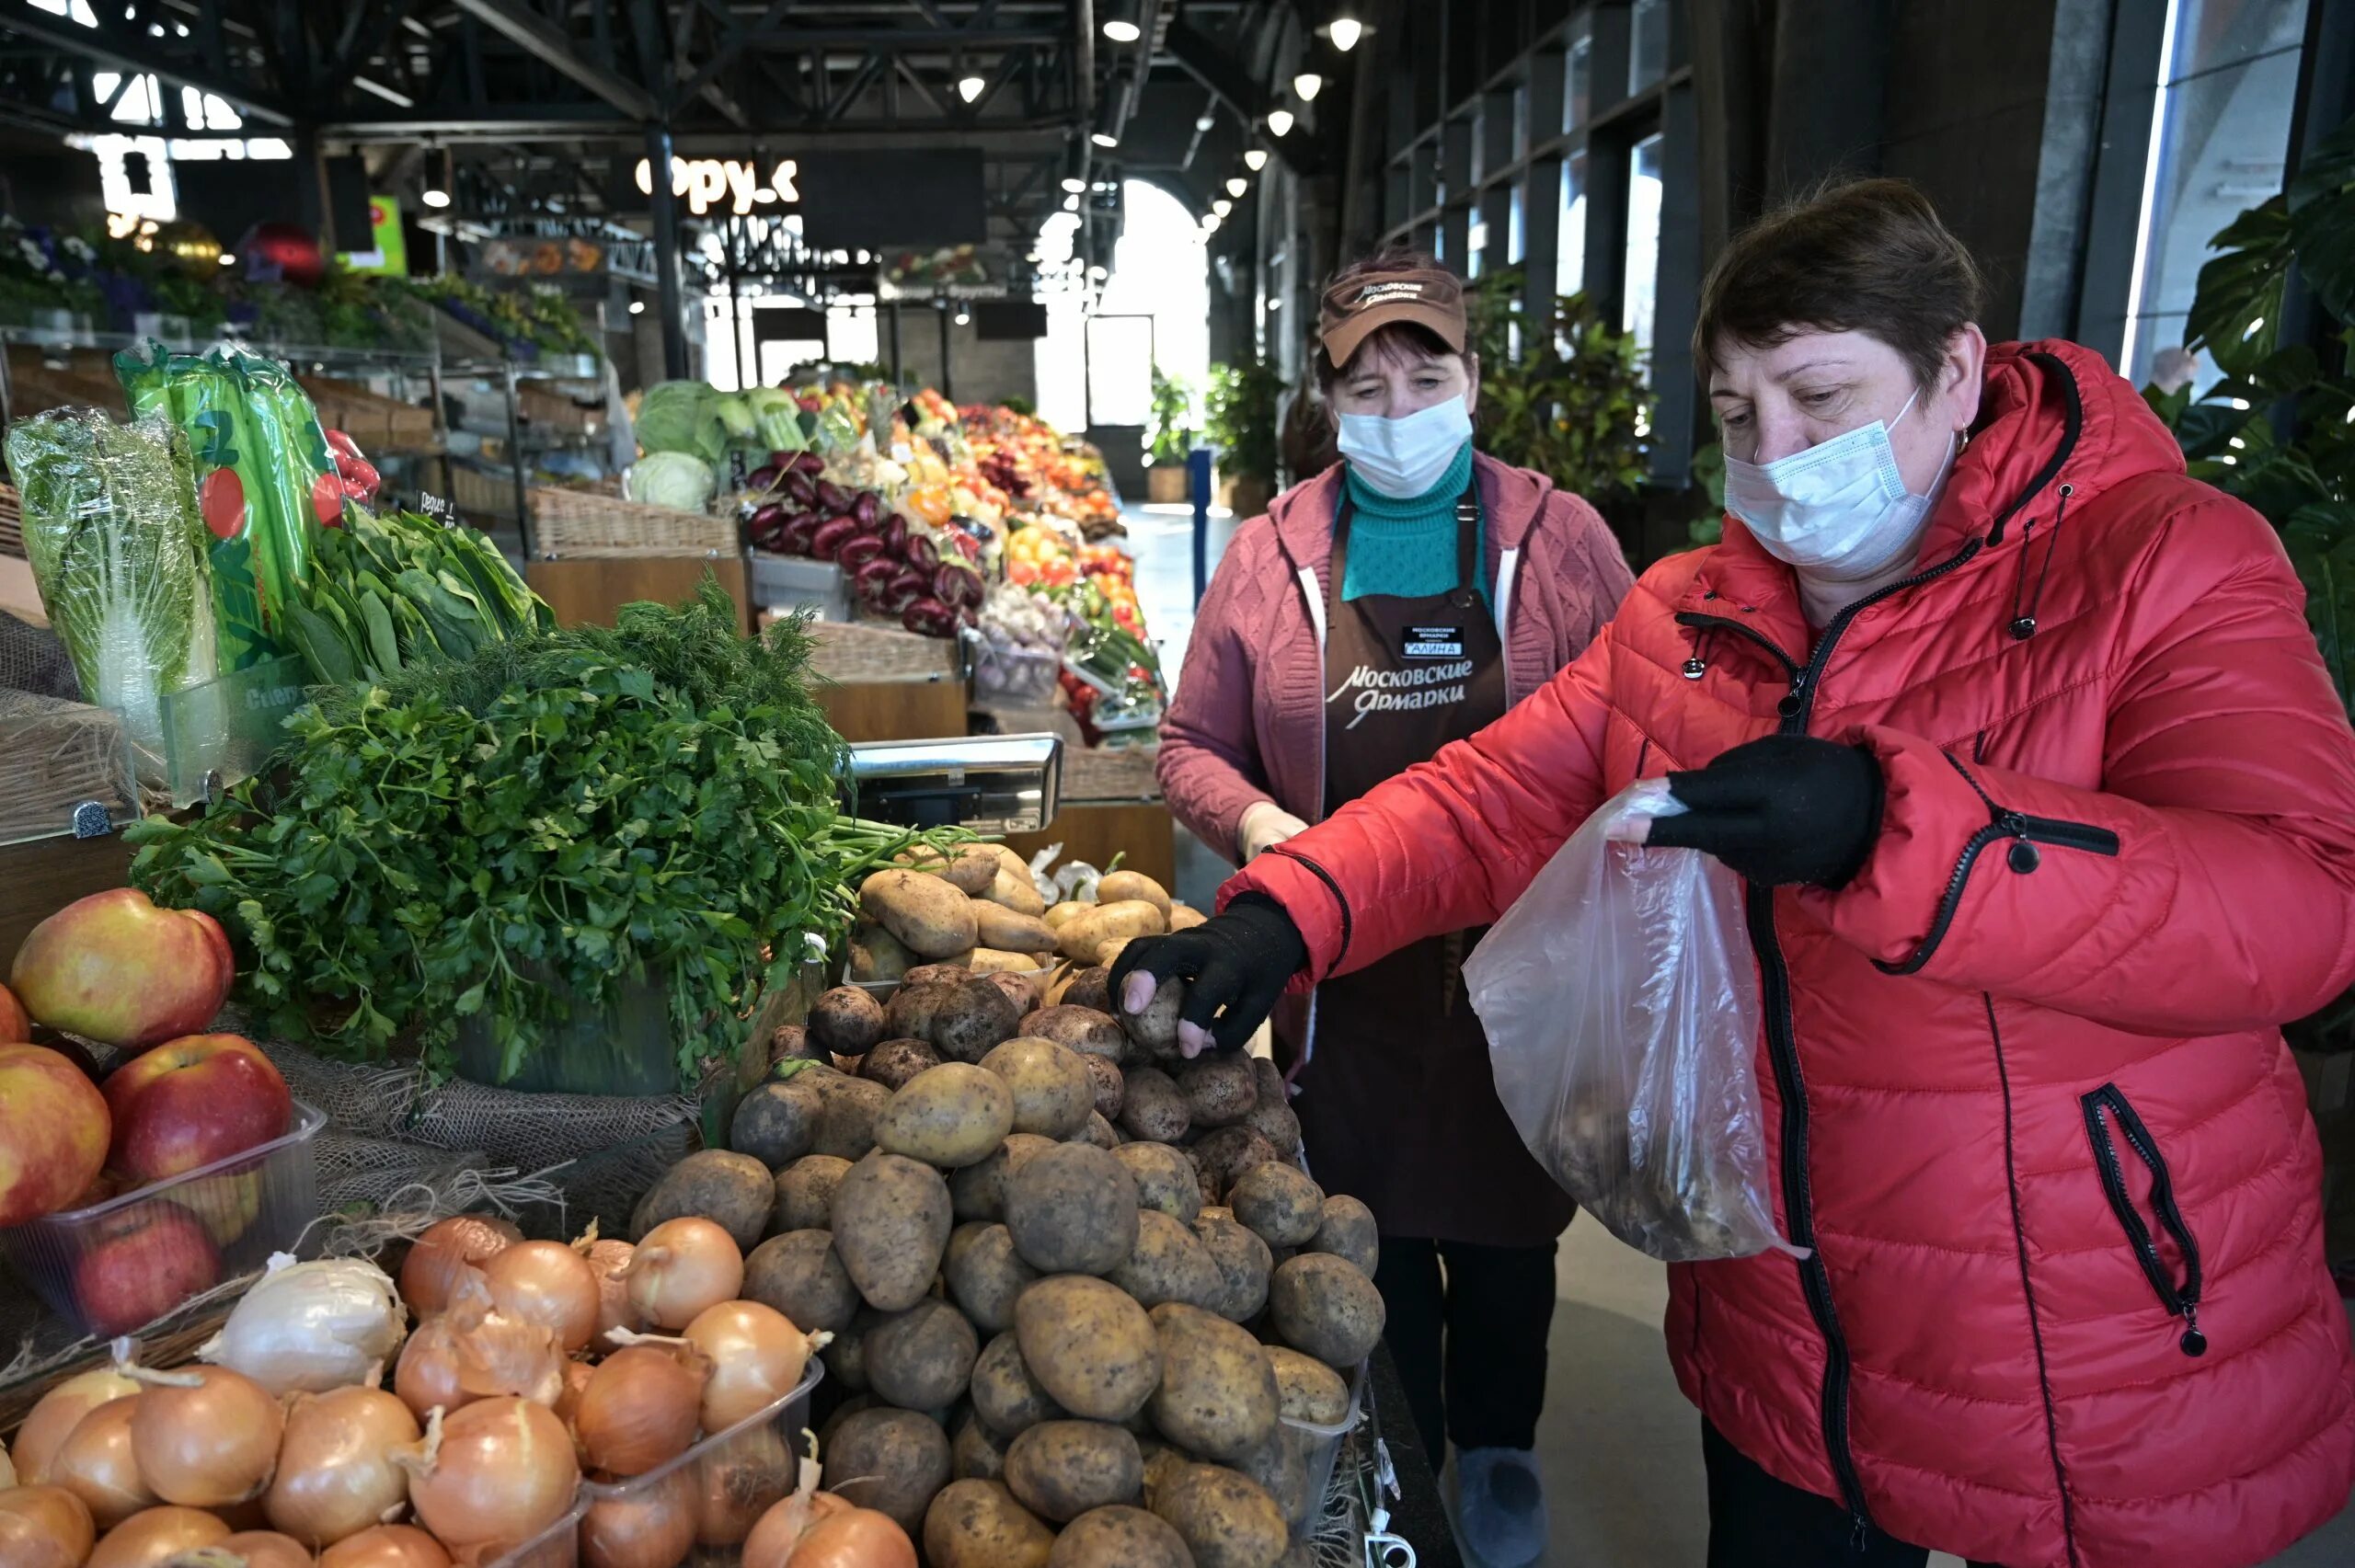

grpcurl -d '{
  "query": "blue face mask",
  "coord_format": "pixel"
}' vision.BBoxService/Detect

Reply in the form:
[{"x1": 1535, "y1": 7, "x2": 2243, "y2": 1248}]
[
  {"x1": 1337, "y1": 395, "x2": 1473, "y2": 498},
  {"x1": 1722, "y1": 390, "x2": 1956, "y2": 577}
]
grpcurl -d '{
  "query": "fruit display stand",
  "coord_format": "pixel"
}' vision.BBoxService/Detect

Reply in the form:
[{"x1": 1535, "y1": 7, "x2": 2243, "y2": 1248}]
[
  {"x1": 806, "y1": 619, "x2": 971, "y2": 743},
  {"x1": 522, "y1": 485, "x2": 752, "y2": 632},
  {"x1": 1004, "y1": 744, "x2": 1175, "y2": 890}
]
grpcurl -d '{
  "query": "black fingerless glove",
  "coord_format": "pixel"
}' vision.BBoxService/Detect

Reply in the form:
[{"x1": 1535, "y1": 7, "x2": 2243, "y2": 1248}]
[
  {"x1": 1646, "y1": 734, "x2": 1887, "y2": 888},
  {"x1": 1107, "y1": 894, "x2": 1309, "y2": 1055}
]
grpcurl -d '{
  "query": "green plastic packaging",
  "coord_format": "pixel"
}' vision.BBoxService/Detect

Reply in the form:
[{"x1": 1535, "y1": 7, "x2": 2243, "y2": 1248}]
[{"x1": 115, "y1": 341, "x2": 337, "y2": 670}]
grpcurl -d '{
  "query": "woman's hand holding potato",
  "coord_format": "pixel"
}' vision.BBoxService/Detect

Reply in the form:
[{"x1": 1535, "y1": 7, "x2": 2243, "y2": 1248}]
[{"x1": 1109, "y1": 896, "x2": 1308, "y2": 1058}]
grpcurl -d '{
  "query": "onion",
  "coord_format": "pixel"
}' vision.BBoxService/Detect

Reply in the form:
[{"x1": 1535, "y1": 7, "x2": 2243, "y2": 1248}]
[
  {"x1": 553, "y1": 1359, "x2": 596, "y2": 1464},
  {"x1": 693, "y1": 1422, "x2": 797, "y2": 1547},
  {"x1": 85, "y1": 1505, "x2": 228, "y2": 1568},
  {"x1": 741, "y1": 1467, "x2": 851, "y2": 1568},
  {"x1": 481, "y1": 1241, "x2": 601, "y2": 1354},
  {"x1": 393, "y1": 1295, "x2": 564, "y2": 1420},
  {"x1": 263, "y1": 1385, "x2": 419, "y2": 1548},
  {"x1": 316, "y1": 1524, "x2": 452, "y2": 1568},
  {"x1": 0, "y1": 1437, "x2": 12, "y2": 1488},
  {"x1": 13, "y1": 1367, "x2": 141, "y2": 1483},
  {"x1": 215, "y1": 1529, "x2": 318, "y2": 1568},
  {"x1": 621, "y1": 1219, "x2": 743, "y2": 1330},
  {"x1": 580, "y1": 1465, "x2": 698, "y2": 1568},
  {"x1": 393, "y1": 1400, "x2": 580, "y2": 1563},
  {"x1": 575, "y1": 1345, "x2": 709, "y2": 1477},
  {"x1": 780, "y1": 1509, "x2": 915, "y2": 1568},
  {"x1": 680, "y1": 1300, "x2": 827, "y2": 1430},
  {"x1": 126, "y1": 1364, "x2": 285, "y2": 1507},
  {"x1": 0, "y1": 1484, "x2": 97, "y2": 1568},
  {"x1": 399, "y1": 1216, "x2": 521, "y2": 1316},
  {"x1": 574, "y1": 1227, "x2": 640, "y2": 1353},
  {"x1": 52, "y1": 1395, "x2": 156, "y2": 1528},
  {"x1": 199, "y1": 1254, "x2": 408, "y2": 1397}
]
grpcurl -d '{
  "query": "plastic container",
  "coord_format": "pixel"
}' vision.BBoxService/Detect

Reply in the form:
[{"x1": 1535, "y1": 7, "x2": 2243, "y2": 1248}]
[
  {"x1": 1285, "y1": 1357, "x2": 1369, "y2": 1538},
  {"x1": 0, "y1": 1101, "x2": 327, "y2": 1338},
  {"x1": 973, "y1": 640, "x2": 1063, "y2": 706}
]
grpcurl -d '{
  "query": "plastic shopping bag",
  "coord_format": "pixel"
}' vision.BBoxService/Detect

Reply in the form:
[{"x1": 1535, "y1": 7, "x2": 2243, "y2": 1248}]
[{"x1": 1465, "y1": 781, "x2": 1800, "y2": 1262}]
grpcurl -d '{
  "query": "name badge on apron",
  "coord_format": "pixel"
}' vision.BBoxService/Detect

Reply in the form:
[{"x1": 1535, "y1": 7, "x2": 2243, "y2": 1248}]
[{"x1": 1400, "y1": 624, "x2": 1465, "y2": 659}]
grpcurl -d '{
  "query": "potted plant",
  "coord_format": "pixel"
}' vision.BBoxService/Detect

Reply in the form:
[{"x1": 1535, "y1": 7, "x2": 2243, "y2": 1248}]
[
  {"x1": 1146, "y1": 367, "x2": 1195, "y2": 503},
  {"x1": 1205, "y1": 358, "x2": 1286, "y2": 516},
  {"x1": 1465, "y1": 269, "x2": 1654, "y2": 509}
]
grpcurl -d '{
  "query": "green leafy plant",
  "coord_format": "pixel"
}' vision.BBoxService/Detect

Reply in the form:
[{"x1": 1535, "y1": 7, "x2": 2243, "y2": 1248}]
[
  {"x1": 1147, "y1": 367, "x2": 1194, "y2": 465},
  {"x1": 1204, "y1": 358, "x2": 1286, "y2": 487},
  {"x1": 1465, "y1": 268, "x2": 1653, "y2": 501},
  {"x1": 125, "y1": 580, "x2": 936, "y2": 1091},
  {"x1": 1687, "y1": 441, "x2": 1728, "y2": 546},
  {"x1": 2141, "y1": 113, "x2": 2355, "y2": 1053}
]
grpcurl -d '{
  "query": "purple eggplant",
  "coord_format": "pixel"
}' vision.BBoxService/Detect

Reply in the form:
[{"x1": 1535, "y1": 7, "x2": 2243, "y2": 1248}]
[
  {"x1": 747, "y1": 464, "x2": 782, "y2": 494},
  {"x1": 815, "y1": 480, "x2": 851, "y2": 514},
  {"x1": 810, "y1": 517, "x2": 859, "y2": 562},
  {"x1": 768, "y1": 449, "x2": 798, "y2": 468},
  {"x1": 852, "y1": 490, "x2": 881, "y2": 527},
  {"x1": 902, "y1": 533, "x2": 939, "y2": 573},
  {"x1": 881, "y1": 516, "x2": 908, "y2": 556},
  {"x1": 791, "y1": 452, "x2": 825, "y2": 475},
  {"x1": 837, "y1": 534, "x2": 886, "y2": 571},
  {"x1": 902, "y1": 597, "x2": 957, "y2": 636}
]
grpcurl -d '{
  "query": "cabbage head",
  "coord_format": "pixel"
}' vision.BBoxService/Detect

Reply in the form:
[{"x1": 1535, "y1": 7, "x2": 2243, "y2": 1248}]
[
  {"x1": 624, "y1": 450, "x2": 718, "y2": 511},
  {"x1": 636, "y1": 380, "x2": 726, "y2": 463},
  {"x1": 712, "y1": 393, "x2": 757, "y2": 441}
]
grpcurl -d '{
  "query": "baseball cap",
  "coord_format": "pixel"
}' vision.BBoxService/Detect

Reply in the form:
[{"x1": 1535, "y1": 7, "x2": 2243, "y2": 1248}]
[{"x1": 1318, "y1": 264, "x2": 1467, "y2": 369}]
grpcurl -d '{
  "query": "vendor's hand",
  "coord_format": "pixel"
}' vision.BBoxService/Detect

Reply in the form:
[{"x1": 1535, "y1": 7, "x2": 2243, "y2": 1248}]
[
  {"x1": 1110, "y1": 894, "x2": 1308, "y2": 1058},
  {"x1": 1633, "y1": 734, "x2": 1887, "y2": 888},
  {"x1": 1237, "y1": 801, "x2": 1309, "y2": 863}
]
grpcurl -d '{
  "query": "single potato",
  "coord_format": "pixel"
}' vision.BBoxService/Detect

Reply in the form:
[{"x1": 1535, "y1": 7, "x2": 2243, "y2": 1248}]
[
  {"x1": 1145, "y1": 1302, "x2": 1281, "y2": 1461},
  {"x1": 1266, "y1": 1346, "x2": 1350, "y2": 1425},
  {"x1": 1304, "y1": 1195, "x2": 1380, "y2": 1276},
  {"x1": 1118, "y1": 1067, "x2": 1191, "y2": 1145},
  {"x1": 984, "y1": 865, "x2": 1049, "y2": 919},
  {"x1": 945, "y1": 1222, "x2": 1040, "y2": 1335},
  {"x1": 830, "y1": 1151, "x2": 954, "y2": 1312},
  {"x1": 1013, "y1": 1275, "x2": 1161, "y2": 1423},
  {"x1": 630, "y1": 1149, "x2": 772, "y2": 1251},
  {"x1": 948, "y1": 1132, "x2": 1056, "y2": 1222},
  {"x1": 1193, "y1": 1213, "x2": 1275, "y2": 1324},
  {"x1": 742, "y1": 1228, "x2": 860, "y2": 1333},
  {"x1": 809, "y1": 986, "x2": 888, "y2": 1059},
  {"x1": 971, "y1": 1329, "x2": 1067, "y2": 1436},
  {"x1": 1152, "y1": 1461, "x2": 1290, "y2": 1568},
  {"x1": 981, "y1": 1036, "x2": 1097, "y2": 1140},
  {"x1": 1005, "y1": 1143, "x2": 1141, "y2": 1276},
  {"x1": 1045, "y1": 1505, "x2": 1192, "y2": 1568},
  {"x1": 771, "y1": 1154, "x2": 853, "y2": 1234},
  {"x1": 1094, "y1": 871, "x2": 1172, "y2": 921},
  {"x1": 925, "y1": 1478, "x2": 1054, "y2": 1568},
  {"x1": 1228, "y1": 1164, "x2": 1325, "y2": 1249},
  {"x1": 1115, "y1": 1141, "x2": 1202, "y2": 1222},
  {"x1": 875, "y1": 1062, "x2": 1017, "y2": 1168},
  {"x1": 975, "y1": 902, "x2": 1062, "y2": 954},
  {"x1": 862, "y1": 868, "x2": 981, "y2": 959},
  {"x1": 866, "y1": 1297, "x2": 981, "y2": 1412},
  {"x1": 1005, "y1": 1420, "x2": 1143, "y2": 1523},
  {"x1": 1269, "y1": 1253, "x2": 1386, "y2": 1368},
  {"x1": 849, "y1": 921, "x2": 918, "y2": 981},
  {"x1": 1018, "y1": 1004, "x2": 1127, "y2": 1062},
  {"x1": 1178, "y1": 1054, "x2": 1259, "y2": 1129},
  {"x1": 1109, "y1": 1209, "x2": 1225, "y2": 1310},
  {"x1": 825, "y1": 1406, "x2": 952, "y2": 1538},
  {"x1": 1056, "y1": 899, "x2": 1166, "y2": 964}
]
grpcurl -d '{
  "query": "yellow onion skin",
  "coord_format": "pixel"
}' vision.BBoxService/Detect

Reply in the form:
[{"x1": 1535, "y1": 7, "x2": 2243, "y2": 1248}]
[
  {"x1": 683, "y1": 1300, "x2": 820, "y2": 1431},
  {"x1": 51, "y1": 1396, "x2": 156, "y2": 1528},
  {"x1": 0, "y1": 1483, "x2": 98, "y2": 1568},
  {"x1": 621, "y1": 1219, "x2": 742, "y2": 1331},
  {"x1": 11, "y1": 1368, "x2": 140, "y2": 1484},
  {"x1": 692, "y1": 1423, "x2": 797, "y2": 1548},
  {"x1": 399, "y1": 1217, "x2": 521, "y2": 1318},
  {"x1": 218, "y1": 1529, "x2": 318, "y2": 1568},
  {"x1": 575, "y1": 1345, "x2": 707, "y2": 1477},
  {"x1": 265, "y1": 1384, "x2": 421, "y2": 1548},
  {"x1": 316, "y1": 1523, "x2": 453, "y2": 1568},
  {"x1": 580, "y1": 1465, "x2": 699, "y2": 1568},
  {"x1": 580, "y1": 1239, "x2": 639, "y2": 1353},
  {"x1": 128, "y1": 1366, "x2": 285, "y2": 1508},
  {"x1": 85, "y1": 1504, "x2": 229, "y2": 1568},
  {"x1": 482, "y1": 1242, "x2": 602, "y2": 1356},
  {"x1": 399, "y1": 1397, "x2": 580, "y2": 1563}
]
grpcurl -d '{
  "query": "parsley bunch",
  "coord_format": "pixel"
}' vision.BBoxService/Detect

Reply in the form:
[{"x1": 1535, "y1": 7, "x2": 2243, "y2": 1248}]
[{"x1": 128, "y1": 580, "x2": 924, "y2": 1090}]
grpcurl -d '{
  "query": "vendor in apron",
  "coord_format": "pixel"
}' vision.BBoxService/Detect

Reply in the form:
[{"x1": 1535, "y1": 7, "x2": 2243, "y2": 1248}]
[{"x1": 1144, "y1": 251, "x2": 1636, "y2": 1568}]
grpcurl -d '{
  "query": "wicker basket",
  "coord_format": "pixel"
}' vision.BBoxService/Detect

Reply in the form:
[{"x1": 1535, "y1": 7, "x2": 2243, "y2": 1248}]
[
  {"x1": 0, "y1": 482, "x2": 21, "y2": 559},
  {"x1": 530, "y1": 486, "x2": 738, "y2": 559},
  {"x1": 809, "y1": 620, "x2": 963, "y2": 682}
]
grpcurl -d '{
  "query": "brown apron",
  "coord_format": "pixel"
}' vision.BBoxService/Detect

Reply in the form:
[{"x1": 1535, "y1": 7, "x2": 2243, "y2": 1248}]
[{"x1": 1289, "y1": 483, "x2": 1579, "y2": 1247}]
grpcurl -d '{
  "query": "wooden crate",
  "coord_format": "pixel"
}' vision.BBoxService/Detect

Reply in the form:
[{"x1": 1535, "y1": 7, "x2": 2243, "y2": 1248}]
[
  {"x1": 531, "y1": 486, "x2": 736, "y2": 558},
  {"x1": 1005, "y1": 802, "x2": 1176, "y2": 889},
  {"x1": 296, "y1": 373, "x2": 438, "y2": 453},
  {"x1": 0, "y1": 831, "x2": 133, "y2": 972},
  {"x1": 527, "y1": 555, "x2": 750, "y2": 633}
]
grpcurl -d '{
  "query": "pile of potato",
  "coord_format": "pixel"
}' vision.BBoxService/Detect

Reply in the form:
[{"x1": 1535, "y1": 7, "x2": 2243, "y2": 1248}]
[
  {"x1": 687, "y1": 859, "x2": 1385, "y2": 1568},
  {"x1": 848, "y1": 846, "x2": 1204, "y2": 982}
]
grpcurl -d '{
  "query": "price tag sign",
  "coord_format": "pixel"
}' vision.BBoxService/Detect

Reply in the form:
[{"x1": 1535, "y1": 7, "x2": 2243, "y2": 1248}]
[
  {"x1": 729, "y1": 450, "x2": 750, "y2": 489},
  {"x1": 418, "y1": 493, "x2": 462, "y2": 529}
]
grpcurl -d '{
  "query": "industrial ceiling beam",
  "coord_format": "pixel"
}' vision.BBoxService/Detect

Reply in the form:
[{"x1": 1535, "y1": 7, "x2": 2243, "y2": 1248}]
[
  {"x1": 0, "y1": 0, "x2": 296, "y2": 125},
  {"x1": 445, "y1": 0, "x2": 660, "y2": 120}
]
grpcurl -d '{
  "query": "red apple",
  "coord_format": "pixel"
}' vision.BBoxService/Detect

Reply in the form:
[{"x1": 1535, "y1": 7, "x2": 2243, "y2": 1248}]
[
  {"x1": 0, "y1": 980, "x2": 29, "y2": 1041},
  {"x1": 101, "y1": 1034, "x2": 291, "y2": 1184},
  {"x1": 167, "y1": 1168, "x2": 265, "y2": 1248},
  {"x1": 71, "y1": 1201, "x2": 222, "y2": 1335},
  {"x1": 9, "y1": 889, "x2": 234, "y2": 1047},
  {"x1": 0, "y1": 1043, "x2": 110, "y2": 1226}
]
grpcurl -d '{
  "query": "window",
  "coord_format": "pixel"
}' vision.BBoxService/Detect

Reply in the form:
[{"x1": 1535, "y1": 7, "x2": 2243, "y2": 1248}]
[
  {"x1": 1508, "y1": 183, "x2": 1526, "y2": 265},
  {"x1": 1631, "y1": 0, "x2": 1670, "y2": 93},
  {"x1": 1623, "y1": 134, "x2": 1665, "y2": 368},
  {"x1": 1565, "y1": 36, "x2": 1591, "y2": 130},
  {"x1": 2120, "y1": 0, "x2": 2309, "y2": 388},
  {"x1": 1557, "y1": 153, "x2": 1588, "y2": 299}
]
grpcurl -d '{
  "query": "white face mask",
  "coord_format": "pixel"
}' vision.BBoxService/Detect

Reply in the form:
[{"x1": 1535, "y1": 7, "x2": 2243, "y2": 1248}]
[
  {"x1": 1337, "y1": 395, "x2": 1473, "y2": 498},
  {"x1": 1722, "y1": 390, "x2": 1955, "y2": 578}
]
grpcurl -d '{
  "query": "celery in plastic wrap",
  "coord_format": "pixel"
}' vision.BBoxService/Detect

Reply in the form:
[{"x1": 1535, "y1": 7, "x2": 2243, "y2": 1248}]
[
  {"x1": 115, "y1": 341, "x2": 335, "y2": 670},
  {"x1": 4, "y1": 407, "x2": 219, "y2": 767}
]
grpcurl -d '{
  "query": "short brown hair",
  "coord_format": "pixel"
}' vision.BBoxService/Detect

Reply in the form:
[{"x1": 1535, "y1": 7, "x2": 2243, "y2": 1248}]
[
  {"x1": 1694, "y1": 178, "x2": 1985, "y2": 394},
  {"x1": 1315, "y1": 246, "x2": 1468, "y2": 393}
]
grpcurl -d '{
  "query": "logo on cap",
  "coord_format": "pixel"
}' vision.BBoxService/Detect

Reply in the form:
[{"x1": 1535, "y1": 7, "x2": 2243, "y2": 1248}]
[{"x1": 1355, "y1": 280, "x2": 1426, "y2": 308}]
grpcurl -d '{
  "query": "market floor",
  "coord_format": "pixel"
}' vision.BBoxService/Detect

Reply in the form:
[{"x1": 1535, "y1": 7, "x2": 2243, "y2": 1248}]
[{"x1": 1535, "y1": 1215, "x2": 2355, "y2": 1567}]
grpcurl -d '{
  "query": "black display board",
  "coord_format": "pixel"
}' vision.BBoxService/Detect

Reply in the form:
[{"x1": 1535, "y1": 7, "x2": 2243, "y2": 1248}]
[
  {"x1": 974, "y1": 301, "x2": 1049, "y2": 340},
  {"x1": 796, "y1": 149, "x2": 986, "y2": 248}
]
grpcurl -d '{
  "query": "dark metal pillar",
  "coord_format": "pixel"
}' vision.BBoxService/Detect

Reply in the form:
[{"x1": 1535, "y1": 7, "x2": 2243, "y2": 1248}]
[
  {"x1": 647, "y1": 123, "x2": 689, "y2": 381},
  {"x1": 936, "y1": 303, "x2": 953, "y2": 400}
]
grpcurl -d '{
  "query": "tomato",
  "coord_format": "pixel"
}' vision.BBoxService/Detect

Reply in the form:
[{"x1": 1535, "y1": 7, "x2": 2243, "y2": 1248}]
[
  {"x1": 310, "y1": 470, "x2": 346, "y2": 525},
  {"x1": 1008, "y1": 561, "x2": 1039, "y2": 586},
  {"x1": 199, "y1": 468, "x2": 245, "y2": 540}
]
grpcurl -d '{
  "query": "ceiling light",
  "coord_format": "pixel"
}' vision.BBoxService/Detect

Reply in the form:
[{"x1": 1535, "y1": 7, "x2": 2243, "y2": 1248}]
[
  {"x1": 1202, "y1": 212, "x2": 1222, "y2": 232},
  {"x1": 1196, "y1": 110, "x2": 1216, "y2": 132},
  {"x1": 1062, "y1": 176, "x2": 1086, "y2": 193},
  {"x1": 1267, "y1": 108, "x2": 1294, "y2": 137},
  {"x1": 1089, "y1": 264, "x2": 1108, "y2": 280},
  {"x1": 1244, "y1": 148, "x2": 1269, "y2": 171},
  {"x1": 1025, "y1": 250, "x2": 1040, "y2": 262},
  {"x1": 955, "y1": 309, "x2": 971, "y2": 325},
  {"x1": 1063, "y1": 193, "x2": 1080, "y2": 211},
  {"x1": 217, "y1": 252, "x2": 236, "y2": 266},
  {"x1": 628, "y1": 300, "x2": 645, "y2": 315},
  {"x1": 959, "y1": 74, "x2": 985, "y2": 103},
  {"x1": 1212, "y1": 198, "x2": 1232, "y2": 217},
  {"x1": 1292, "y1": 72, "x2": 1323, "y2": 101},
  {"x1": 1225, "y1": 177, "x2": 1247, "y2": 198},
  {"x1": 1329, "y1": 17, "x2": 1364, "y2": 52},
  {"x1": 1102, "y1": 19, "x2": 1142, "y2": 43},
  {"x1": 1092, "y1": 130, "x2": 1120, "y2": 148},
  {"x1": 420, "y1": 187, "x2": 451, "y2": 209}
]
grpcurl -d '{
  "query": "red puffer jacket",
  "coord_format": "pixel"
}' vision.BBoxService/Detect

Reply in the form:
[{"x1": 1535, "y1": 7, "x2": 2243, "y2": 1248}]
[{"x1": 1228, "y1": 340, "x2": 2355, "y2": 1568}]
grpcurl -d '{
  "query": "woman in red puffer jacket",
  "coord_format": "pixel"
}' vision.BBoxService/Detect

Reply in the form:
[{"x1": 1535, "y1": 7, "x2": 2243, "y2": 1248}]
[{"x1": 1114, "y1": 179, "x2": 2355, "y2": 1568}]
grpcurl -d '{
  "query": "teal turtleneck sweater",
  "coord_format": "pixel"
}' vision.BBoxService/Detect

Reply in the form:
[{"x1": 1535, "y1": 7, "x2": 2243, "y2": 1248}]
[{"x1": 1338, "y1": 442, "x2": 1489, "y2": 609}]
